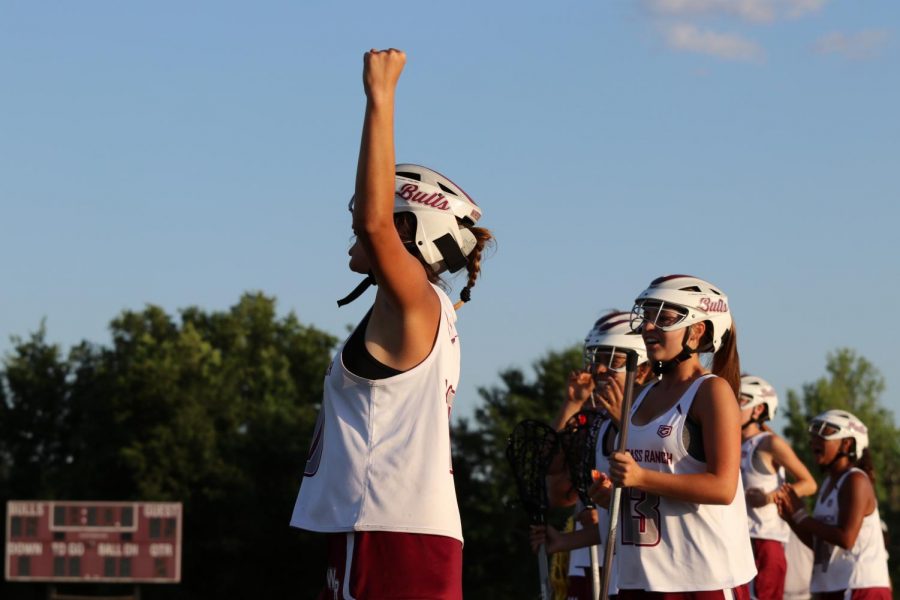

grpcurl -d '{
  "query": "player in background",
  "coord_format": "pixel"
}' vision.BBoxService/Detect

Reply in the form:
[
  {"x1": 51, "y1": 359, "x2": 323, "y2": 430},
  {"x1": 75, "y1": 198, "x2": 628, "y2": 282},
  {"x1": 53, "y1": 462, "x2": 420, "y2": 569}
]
[
  {"x1": 777, "y1": 410, "x2": 891, "y2": 600},
  {"x1": 290, "y1": 49, "x2": 493, "y2": 600},
  {"x1": 536, "y1": 311, "x2": 653, "y2": 599},
  {"x1": 608, "y1": 274, "x2": 756, "y2": 599},
  {"x1": 739, "y1": 375, "x2": 817, "y2": 600}
]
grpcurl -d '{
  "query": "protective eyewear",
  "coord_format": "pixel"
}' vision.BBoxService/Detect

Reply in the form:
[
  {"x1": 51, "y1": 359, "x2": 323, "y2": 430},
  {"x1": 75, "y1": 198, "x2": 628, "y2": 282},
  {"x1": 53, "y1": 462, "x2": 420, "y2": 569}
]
[
  {"x1": 808, "y1": 419, "x2": 844, "y2": 440},
  {"x1": 630, "y1": 300, "x2": 690, "y2": 333},
  {"x1": 583, "y1": 346, "x2": 628, "y2": 373}
]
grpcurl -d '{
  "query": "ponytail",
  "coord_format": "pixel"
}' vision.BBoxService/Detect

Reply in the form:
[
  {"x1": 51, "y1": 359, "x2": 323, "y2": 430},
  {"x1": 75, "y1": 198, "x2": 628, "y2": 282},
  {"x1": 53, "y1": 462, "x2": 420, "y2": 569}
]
[
  {"x1": 454, "y1": 225, "x2": 494, "y2": 310},
  {"x1": 710, "y1": 325, "x2": 741, "y2": 399},
  {"x1": 856, "y1": 447, "x2": 876, "y2": 485}
]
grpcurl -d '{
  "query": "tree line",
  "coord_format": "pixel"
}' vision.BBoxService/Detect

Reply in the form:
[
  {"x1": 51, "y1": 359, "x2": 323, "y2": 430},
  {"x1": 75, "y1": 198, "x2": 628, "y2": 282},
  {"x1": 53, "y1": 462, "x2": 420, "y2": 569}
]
[{"x1": 1, "y1": 296, "x2": 898, "y2": 598}]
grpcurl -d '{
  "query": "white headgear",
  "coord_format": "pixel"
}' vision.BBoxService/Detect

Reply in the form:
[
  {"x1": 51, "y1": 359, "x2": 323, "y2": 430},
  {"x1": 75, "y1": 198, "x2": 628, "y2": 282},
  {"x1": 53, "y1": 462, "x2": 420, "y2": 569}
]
[
  {"x1": 808, "y1": 409, "x2": 869, "y2": 457},
  {"x1": 584, "y1": 312, "x2": 648, "y2": 369},
  {"x1": 740, "y1": 375, "x2": 778, "y2": 420},
  {"x1": 631, "y1": 274, "x2": 732, "y2": 353},
  {"x1": 392, "y1": 164, "x2": 481, "y2": 273}
]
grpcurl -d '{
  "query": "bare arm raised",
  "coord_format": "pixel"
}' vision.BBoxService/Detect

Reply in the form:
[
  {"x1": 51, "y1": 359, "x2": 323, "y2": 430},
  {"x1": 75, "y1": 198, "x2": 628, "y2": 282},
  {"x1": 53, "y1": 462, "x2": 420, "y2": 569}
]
[{"x1": 352, "y1": 49, "x2": 441, "y2": 371}]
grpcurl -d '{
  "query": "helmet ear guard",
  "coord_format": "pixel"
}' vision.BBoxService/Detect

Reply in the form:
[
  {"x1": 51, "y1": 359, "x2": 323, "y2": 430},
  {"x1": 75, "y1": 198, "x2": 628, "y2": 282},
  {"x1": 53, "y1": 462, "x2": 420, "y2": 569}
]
[{"x1": 410, "y1": 209, "x2": 477, "y2": 274}]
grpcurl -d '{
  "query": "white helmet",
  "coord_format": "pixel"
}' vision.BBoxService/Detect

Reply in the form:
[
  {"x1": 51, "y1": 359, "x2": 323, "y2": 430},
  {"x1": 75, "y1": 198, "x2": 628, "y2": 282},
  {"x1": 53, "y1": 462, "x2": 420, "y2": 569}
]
[
  {"x1": 383, "y1": 164, "x2": 482, "y2": 273},
  {"x1": 584, "y1": 311, "x2": 648, "y2": 371},
  {"x1": 339, "y1": 164, "x2": 482, "y2": 307},
  {"x1": 631, "y1": 274, "x2": 732, "y2": 352},
  {"x1": 740, "y1": 375, "x2": 778, "y2": 420},
  {"x1": 808, "y1": 409, "x2": 869, "y2": 456}
]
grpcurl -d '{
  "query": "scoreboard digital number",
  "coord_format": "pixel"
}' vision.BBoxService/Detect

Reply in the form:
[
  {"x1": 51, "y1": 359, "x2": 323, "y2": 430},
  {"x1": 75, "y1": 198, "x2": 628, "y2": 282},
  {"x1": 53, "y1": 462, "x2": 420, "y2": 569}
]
[{"x1": 5, "y1": 501, "x2": 182, "y2": 583}]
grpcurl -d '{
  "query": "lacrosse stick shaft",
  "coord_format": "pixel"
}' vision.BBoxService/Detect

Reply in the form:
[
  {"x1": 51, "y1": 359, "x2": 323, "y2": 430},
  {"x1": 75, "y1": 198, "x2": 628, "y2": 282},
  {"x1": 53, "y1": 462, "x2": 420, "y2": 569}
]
[
  {"x1": 599, "y1": 351, "x2": 639, "y2": 600},
  {"x1": 590, "y1": 544, "x2": 600, "y2": 600},
  {"x1": 538, "y1": 543, "x2": 551, "y2": 600}
]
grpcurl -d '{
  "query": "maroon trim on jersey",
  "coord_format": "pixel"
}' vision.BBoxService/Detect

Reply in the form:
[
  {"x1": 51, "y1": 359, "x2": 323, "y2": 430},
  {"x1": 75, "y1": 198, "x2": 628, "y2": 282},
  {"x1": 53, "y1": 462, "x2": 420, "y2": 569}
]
[
  {"x1": 318, "y1": 531, "x2": 462, "y2": 600},
  {"x1": 617, "y1": 584, "x2": 750, "y2": 599},
  {"x1": 750, "y1": 538, "x2": 786, "y2": 600}
]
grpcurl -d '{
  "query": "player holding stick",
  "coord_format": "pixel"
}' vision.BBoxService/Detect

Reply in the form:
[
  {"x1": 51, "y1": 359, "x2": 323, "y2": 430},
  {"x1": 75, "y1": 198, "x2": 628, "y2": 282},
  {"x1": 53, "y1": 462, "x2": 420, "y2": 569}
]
[
  {"x1": 534, "y1": 312, "x2": 653, "y2": 598},
  {"x1": 608, "y1": 275, "x2": 756, "y2": 599},
  {"x1": 290, "y1": 49, "x2": 493, "y2": 600}
]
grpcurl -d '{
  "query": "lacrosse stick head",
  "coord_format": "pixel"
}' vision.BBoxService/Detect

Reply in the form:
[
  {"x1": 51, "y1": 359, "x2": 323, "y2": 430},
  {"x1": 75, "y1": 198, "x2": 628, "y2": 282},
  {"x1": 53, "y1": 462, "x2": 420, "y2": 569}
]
[
  {"x1": 559, "y1": 409, "x2": 606, "y2": 508},
  {"x1": 506, "y1": 419, "x2": 559, "y2": 525}
]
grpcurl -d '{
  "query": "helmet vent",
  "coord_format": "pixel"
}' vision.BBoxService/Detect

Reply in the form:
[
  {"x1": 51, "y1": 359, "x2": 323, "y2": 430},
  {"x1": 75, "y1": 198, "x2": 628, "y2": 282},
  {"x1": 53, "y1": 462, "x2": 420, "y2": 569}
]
[
  {"x1": 437, "y1": 182, "x2": 459, "y2": 196},
  {"x1": 679, "y1": 286, "x2": 702, "y2": 292},
  {"x1": 396, "y1": 171, "x2": 421, "y2": 181}
]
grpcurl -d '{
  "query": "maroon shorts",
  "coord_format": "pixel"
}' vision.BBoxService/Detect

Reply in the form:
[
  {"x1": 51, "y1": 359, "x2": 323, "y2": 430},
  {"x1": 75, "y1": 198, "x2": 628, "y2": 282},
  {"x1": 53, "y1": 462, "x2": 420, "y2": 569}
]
[
  {"x1": 617, "y1": 584, "x2": 750, "y2": 600},
  {"x1": 568, "y1": 567, "x2": 605, "y2": 600},
  {"x1": 317, "y1": 531, "x2": 463, "y2": 599},
  {"x1": 814, "y1": 589, "x2": 892, "y2": 600},
  {"x1": 750, "y1": 538, "x2": 786, "y2": 600}
]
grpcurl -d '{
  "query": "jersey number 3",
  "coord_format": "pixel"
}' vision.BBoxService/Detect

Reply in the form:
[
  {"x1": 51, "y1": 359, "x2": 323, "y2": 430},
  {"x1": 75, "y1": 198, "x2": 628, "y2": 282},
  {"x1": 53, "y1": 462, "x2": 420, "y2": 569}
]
[{"x1": 622, "y1": 489, "x2": 662, "y2": 547}]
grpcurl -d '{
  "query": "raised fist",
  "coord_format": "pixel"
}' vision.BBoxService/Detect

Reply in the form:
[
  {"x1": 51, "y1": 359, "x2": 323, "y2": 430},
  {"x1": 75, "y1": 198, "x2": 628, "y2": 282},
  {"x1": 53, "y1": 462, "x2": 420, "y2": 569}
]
[{"x1": 363, "y1": 48, "x2": 406, "y2": 101}]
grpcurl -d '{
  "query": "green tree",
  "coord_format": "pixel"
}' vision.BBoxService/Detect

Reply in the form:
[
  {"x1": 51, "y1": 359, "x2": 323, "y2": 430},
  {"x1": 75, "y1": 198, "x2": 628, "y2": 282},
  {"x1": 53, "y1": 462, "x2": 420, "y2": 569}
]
[
  {"x1": 782, "y1": 348, "x2": 900, "y2": 582},
  {"x1": 453, "y1": 344, "x2": 582, "y2": 600},
  {"x1": 1, "y1": 294, "x2": 336, "y2": 600}
]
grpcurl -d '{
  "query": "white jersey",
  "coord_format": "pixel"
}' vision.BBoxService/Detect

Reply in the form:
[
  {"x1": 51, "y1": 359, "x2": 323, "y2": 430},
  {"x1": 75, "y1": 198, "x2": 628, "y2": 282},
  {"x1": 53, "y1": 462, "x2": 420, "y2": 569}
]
[
  {"x1": 784, "y1": 529, "x2": 813, "y2": 600},
  {"x1": 615, "y1": 375, "x2": 757, "y2": 592},
  {"x1": 740, "y1": 432, "x2": 790, "y2": 543},
  {"x1": 810, "y1": 468, "x2": 890, "y2": 593},
  {"x1": 290, "y1": 285, "x2": 463, "y2": 542}
]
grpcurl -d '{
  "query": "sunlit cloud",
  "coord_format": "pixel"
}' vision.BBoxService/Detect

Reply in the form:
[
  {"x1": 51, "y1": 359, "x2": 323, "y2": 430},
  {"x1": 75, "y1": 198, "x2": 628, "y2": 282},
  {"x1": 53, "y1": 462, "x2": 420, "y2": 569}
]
[
  {"x1": 664, "y1": 23, "x2": 764, "y2": 62},
  {"x1": 644, "y1": 0, "x2": 827, "y2": 23},
  {"x1": 814, "y1": 30, "x2": 891, "y2": 60}
]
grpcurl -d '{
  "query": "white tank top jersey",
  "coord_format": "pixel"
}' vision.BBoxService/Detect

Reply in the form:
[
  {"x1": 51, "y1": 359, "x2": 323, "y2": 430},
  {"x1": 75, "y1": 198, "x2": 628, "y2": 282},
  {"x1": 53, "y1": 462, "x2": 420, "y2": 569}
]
[
  {"x1": 740, "y1": 432, "x2": 790, "y2": 543},
  {"x1": 615, "y1": 375, "x2": 757, "y2": 592},
  {"x1": 290, "y1": 284, "x2": 463, "y2": 542},
  {"x1": 809, "y1": 468, "x2": 890, "y2": 593}
]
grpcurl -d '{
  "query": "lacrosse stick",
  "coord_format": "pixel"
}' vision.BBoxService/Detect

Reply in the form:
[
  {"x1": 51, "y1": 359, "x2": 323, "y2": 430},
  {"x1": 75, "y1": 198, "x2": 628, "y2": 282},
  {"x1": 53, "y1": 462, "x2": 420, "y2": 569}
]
[
  {"x1": 599, "y1": 349, "x2": 639, "y2": 600},
  {"x1": 506, "y1": 419, "x2": 559, "y2": 600},
  {"x1": 559, "y1": 409, "x2": 606, "y2": 599}
]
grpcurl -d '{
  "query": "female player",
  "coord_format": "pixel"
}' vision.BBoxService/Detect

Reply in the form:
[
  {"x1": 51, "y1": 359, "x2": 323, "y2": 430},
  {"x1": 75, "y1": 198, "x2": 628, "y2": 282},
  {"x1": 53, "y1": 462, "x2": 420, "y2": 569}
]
[
  {"x1": 290, "y1": 49, "x2": 493, "y2": 600},
  {"x1": 536, "y1": 311, "x2": 652, "y2": 598},
  {"x1": 777, "y1": 410, "x2": 891, "y2": 599},
  {"x1": 739, "y1": 375, "x2": 817, "y2": 600},
  {"x1": 608, "y1": 274, "x2": 757, "y2": 598}
]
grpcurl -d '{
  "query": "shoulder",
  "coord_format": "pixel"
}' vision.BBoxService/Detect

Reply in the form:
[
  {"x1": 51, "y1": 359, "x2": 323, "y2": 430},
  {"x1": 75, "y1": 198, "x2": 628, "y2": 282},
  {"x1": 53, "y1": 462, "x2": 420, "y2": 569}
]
[
  {"x1": 695, "y1": 375, "x2": 737, "y2": 408},
  {"x1": 689, "y1": 376, "x2": 738, "y2": 428},
  {"x1": 838, "y1": 469, "x2": 875, "y2": 504}
]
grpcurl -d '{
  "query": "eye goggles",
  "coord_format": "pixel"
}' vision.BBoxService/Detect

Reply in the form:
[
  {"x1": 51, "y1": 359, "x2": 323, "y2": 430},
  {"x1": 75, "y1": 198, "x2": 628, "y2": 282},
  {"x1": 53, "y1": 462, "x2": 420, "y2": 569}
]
[
  {"x1": 808, "y1": 419, "x2": 845, "y2": 440},
  {"x1": 583, "y1": 346, "x2": 628, "y2": 373},
  {"x1": 630, "y1": 299, "x2": 690, "y2": 333}
]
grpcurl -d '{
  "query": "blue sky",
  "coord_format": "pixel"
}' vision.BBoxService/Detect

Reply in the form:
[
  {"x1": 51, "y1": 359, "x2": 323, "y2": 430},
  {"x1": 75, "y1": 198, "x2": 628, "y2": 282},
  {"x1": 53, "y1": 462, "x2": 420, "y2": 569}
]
[{"x1": 2, "y1": 1, "x2": 898, "y2": 432}]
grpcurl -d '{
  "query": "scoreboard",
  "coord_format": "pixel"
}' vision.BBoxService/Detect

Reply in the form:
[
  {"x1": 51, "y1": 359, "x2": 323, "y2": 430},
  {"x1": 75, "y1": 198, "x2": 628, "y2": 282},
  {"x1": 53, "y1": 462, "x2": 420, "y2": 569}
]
[{"x1": 5, "y1": 501, "x2": 182, "y2": 583}]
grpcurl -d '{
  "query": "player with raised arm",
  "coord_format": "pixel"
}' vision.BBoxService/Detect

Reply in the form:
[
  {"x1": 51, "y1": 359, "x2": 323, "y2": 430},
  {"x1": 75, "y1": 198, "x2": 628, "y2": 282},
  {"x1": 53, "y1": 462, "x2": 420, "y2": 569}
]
[
  {"x1": 777, "y1": 410, "x2": 891, "y2": 600},
  {"x1": 290, "y1": 49, "x2": 493, "y2": 600},
  {"x1": 738, "y1": 375, "x2": 817, "y2": 600}
]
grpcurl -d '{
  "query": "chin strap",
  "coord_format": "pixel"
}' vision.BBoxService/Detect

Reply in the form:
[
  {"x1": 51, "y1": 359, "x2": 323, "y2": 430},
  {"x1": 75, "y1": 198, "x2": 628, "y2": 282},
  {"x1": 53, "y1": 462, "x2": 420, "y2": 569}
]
[
  {"x1": 650, "y1": 330, "x2": 698, "y2": 376},
  {"x1": 336, "y1": 273, "x2": 376, "y2": 307}
]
